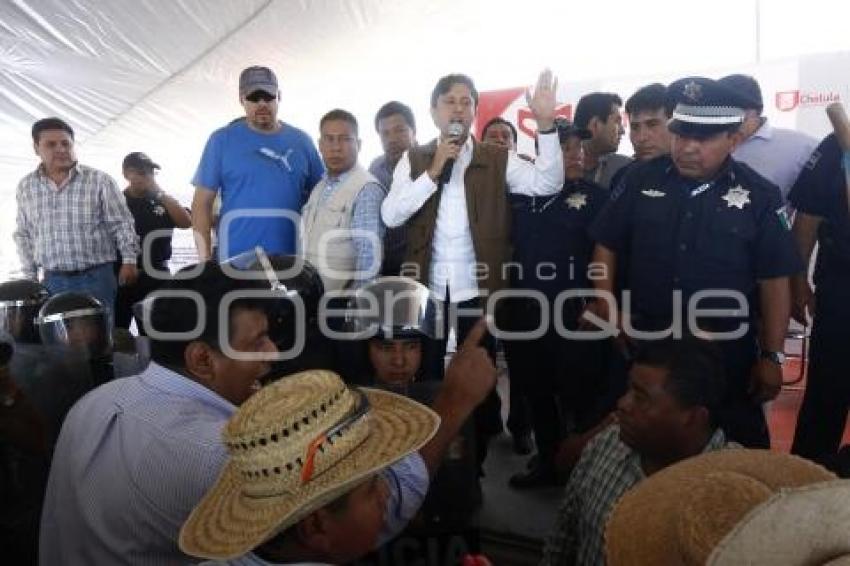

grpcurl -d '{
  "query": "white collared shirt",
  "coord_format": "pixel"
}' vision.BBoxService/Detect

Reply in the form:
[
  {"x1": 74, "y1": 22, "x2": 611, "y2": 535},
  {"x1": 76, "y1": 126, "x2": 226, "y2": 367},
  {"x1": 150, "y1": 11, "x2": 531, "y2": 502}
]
[{"x1": 381, "y1": 131, "x2": 564, "y2": 301}]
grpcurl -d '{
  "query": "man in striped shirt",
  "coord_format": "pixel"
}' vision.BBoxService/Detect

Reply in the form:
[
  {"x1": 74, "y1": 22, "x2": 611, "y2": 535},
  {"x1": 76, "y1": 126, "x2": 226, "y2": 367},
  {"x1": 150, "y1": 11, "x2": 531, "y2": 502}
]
[{"x1": 13, "y1": 117, "x2": 139, "y2": 313}]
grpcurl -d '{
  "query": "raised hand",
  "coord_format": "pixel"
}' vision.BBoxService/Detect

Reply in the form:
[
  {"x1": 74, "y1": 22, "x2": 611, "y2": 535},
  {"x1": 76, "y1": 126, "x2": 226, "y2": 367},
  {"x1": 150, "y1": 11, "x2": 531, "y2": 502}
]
[{"x1": 525, "y1": 68, "x2": 559, "y2": 131}]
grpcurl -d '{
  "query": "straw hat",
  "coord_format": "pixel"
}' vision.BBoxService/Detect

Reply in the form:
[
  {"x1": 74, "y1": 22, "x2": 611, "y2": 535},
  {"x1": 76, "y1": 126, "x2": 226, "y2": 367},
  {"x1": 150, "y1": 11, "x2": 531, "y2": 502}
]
[
  {"x1": 709, "y1": 479, "x2": 850, "y2": 565},
  {"x1": 605, "y1": 449, "x2": 838, "y2": 566},
  {"x1": 179, "y1": 369, "x2": 440, "y2": 560}
]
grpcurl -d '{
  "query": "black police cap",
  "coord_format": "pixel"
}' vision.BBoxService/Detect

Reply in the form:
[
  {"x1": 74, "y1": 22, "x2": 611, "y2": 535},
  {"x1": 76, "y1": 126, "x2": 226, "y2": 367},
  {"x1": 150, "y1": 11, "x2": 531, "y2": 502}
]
[{"x1": 666, "y1": 77, "x2": 749, "y2": 139}]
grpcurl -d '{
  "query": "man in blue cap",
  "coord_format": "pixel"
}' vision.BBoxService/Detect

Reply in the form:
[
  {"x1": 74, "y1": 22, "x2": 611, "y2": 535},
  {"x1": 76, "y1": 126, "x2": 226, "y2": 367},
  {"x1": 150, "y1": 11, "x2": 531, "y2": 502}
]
[{"x1": 586, "y1": 77, "x2": 802, "y2": 448}]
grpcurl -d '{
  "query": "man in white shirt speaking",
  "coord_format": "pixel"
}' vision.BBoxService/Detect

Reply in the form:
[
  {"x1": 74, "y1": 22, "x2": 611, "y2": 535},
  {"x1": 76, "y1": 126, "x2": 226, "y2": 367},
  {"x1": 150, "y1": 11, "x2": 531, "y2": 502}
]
[{"x1": 381, "y1": 69, "x2": 563, "y2": 470}]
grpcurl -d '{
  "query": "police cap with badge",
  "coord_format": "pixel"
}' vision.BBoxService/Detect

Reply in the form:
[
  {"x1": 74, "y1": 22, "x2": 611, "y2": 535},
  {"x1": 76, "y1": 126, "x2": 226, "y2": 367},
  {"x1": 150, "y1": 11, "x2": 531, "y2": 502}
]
[{"x1": 666, "y1": 76, "x2": 751, "y2": 139}]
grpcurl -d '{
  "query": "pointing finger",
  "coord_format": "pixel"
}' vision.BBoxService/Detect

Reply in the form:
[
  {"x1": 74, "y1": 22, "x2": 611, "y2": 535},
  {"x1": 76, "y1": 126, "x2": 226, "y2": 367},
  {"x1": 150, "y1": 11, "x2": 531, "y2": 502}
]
[{"x1": 459, "y1": 318, "x2": 488, "y2": 353}]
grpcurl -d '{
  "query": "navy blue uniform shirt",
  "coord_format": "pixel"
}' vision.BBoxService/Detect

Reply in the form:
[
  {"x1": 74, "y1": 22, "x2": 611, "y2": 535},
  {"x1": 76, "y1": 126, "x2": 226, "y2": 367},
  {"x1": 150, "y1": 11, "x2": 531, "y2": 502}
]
[
  {"x1": 590, "y1": 155, "x2": 802, "y2": 325},
  {"x1": 123, "y1": 191, "x2": 180, "y2": 267},
  {"x1": 788, "y1": 134, "x2": 850, "y2": 282},
  {"x1": 510, "y1": 178, "x2": 608, "y2": 299}
]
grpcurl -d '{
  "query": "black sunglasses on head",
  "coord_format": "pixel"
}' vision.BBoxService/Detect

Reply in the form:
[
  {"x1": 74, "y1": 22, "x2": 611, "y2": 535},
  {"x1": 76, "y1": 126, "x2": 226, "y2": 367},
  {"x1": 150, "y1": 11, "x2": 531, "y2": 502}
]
[{"x1": 245, "y1": 91, "x2": 277, "y2": 103}]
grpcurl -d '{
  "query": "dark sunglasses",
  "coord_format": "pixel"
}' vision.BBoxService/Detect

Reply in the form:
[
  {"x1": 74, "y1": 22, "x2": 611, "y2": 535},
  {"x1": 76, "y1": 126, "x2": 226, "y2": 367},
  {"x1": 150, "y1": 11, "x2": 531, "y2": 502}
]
[{"x1": 245, "y1": 91, "x2": 277, "y2": 103}]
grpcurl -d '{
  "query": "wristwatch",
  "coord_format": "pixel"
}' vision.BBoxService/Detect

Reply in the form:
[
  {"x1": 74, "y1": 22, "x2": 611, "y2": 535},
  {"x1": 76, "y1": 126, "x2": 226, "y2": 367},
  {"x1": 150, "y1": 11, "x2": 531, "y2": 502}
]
[{"x1": 760, "y1": 350, "x2": 786, "y2": 365}]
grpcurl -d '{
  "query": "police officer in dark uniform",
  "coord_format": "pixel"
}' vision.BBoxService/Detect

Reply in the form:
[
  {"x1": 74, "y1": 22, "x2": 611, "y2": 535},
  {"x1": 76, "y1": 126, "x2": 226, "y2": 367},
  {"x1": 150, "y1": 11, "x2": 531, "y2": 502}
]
[
  {"x1": 588, "y1": 77, "x2": 802, "y2": 448},
  {"x1": 504, "y1": 119, "x2": 609, "y2": 487},
  {"x1": 115, "y1": 152, "x2": 192, "y2": 329},
  {"x1": 789, "y1": 133, "x2": 850, "y2": 466}
]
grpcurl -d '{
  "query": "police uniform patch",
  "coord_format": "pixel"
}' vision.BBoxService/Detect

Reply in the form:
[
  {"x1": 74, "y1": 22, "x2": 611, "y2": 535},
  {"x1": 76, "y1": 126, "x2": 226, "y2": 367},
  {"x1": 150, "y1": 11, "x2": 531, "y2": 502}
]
[
  {"x1": 565, "y1": 192, "x2": 587, "y2": 210},
  {"x1": 721, "y1": 185, "x2": 750, "y2": 209},
  {"x1": 610, "y1": 180, "x2": 627, "y2": 201},
  {"x1": 641, "y1": 189, "x2": 666, "y2": 198},
  {"x1": 776, "y1": 207, "x2": 792, "y2": 231}
]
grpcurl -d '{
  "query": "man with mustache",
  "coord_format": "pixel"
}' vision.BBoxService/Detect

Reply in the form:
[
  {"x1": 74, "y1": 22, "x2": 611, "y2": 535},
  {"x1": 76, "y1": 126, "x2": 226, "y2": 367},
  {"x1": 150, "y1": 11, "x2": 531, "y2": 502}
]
[
  {"x1": 303, "y1": 109, "x2": 384, "y2": 291},
  {"x1": 587, "y1": 77, "x2": 802, "y2": 449},
  {"x1": 192, "y1": 66, "x2": 325, "y2": 262},
  {"x1": 13, "y1": 117, "x2": 140, "y2": 317}
]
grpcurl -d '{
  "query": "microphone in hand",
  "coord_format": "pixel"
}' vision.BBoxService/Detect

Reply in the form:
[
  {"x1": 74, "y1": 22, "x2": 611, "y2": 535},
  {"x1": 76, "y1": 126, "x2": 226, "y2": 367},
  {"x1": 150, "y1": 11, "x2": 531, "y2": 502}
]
[{"x1": 438, "y1": 120, "x2": 464, "y2": 186}]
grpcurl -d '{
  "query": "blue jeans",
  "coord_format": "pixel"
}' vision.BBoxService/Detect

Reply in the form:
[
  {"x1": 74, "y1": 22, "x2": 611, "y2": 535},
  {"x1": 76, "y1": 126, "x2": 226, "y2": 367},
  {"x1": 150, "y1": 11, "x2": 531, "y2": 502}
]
[{"x1": 43, "y1": 262, "x2": 117, "y2": 323}]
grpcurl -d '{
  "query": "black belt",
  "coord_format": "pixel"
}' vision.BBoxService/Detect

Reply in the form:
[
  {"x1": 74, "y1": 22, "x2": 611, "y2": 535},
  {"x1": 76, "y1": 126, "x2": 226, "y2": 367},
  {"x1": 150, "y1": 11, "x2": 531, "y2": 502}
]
[{"x1": 45, "y1": 262, "x2": 106, "y2": 277}]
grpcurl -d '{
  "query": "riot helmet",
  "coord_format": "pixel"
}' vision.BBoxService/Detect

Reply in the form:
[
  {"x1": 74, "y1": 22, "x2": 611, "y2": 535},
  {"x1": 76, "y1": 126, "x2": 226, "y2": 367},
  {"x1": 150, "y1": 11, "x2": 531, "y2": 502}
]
[
  {"x1": 0, "y1": 279, "x2": 49, "y2": 343},
  {"x1": 35, "y1": 292, "x2": 112, "y2": 360}
]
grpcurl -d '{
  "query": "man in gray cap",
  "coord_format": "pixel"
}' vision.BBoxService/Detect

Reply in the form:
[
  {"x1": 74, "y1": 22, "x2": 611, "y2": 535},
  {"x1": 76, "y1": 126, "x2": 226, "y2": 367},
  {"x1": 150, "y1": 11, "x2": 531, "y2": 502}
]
[
  {"x1": 587, "y1": 76, "x2": 802, "y2": 449},
  {"x1": 191, "y1": 66, "x2": 325, "y2": 262},
  {"x1": 718, "y1": 74, "x2": 817, "y2": 203}
]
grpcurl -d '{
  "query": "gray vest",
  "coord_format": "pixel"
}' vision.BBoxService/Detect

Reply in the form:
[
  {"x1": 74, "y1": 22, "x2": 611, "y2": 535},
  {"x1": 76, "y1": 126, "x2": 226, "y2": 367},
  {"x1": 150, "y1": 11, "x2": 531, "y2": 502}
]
[{"x1": 302, "y1": 165, "x2": 377, "y2": 291}]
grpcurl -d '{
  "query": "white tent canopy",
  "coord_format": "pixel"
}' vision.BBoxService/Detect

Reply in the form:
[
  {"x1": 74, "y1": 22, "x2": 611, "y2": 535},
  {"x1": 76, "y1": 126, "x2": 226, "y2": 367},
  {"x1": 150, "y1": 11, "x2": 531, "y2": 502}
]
[{"x1": 3, "y1": 0, "x2": 850, "y2": 278}]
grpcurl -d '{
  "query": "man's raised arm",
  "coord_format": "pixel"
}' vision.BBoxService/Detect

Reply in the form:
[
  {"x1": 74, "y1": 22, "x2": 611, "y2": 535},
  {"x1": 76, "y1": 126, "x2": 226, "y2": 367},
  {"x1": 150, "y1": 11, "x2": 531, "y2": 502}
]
[{"x1": 507, "y1": 69, "x2": 564, "y2": 196}]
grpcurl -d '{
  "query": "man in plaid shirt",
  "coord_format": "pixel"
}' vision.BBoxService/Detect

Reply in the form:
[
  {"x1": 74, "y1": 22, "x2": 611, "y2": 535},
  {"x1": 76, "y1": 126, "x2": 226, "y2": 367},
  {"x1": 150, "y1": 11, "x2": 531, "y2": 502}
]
[
  {"x1": 540, "y1": 336, "x2": 735, "y2": 566},
  {"x1": 13, "y1": 117, "x2": 139, "y2": 314}
]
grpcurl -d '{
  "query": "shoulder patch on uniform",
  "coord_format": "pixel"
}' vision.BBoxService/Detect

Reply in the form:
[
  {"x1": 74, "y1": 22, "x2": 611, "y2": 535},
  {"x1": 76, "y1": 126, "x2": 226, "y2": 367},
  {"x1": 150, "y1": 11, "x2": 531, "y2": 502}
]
[
  {"x1": 805, "y1": 150, "x2": 822, "y2": 170},
  {"x1": 610, "y1": 180, "x2": 627, "y2": 202},
  {"x1": 776, "y1": 207, "x2": 792, "y2": 231}
]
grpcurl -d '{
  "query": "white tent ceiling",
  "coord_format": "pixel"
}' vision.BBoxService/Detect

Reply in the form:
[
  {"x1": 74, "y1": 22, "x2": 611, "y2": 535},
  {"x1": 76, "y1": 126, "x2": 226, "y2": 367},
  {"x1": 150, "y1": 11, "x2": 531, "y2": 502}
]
[{"x1": 2, "y1": 0, "x2": 850, "y2": 277}]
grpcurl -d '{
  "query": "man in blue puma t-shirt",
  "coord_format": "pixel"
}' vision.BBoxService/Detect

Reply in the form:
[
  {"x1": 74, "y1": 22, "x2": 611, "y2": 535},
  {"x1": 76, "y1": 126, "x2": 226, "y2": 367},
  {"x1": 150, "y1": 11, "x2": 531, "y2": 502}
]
[{"x1": 191, "y1": 66, "x2": 324, "y2": 261}]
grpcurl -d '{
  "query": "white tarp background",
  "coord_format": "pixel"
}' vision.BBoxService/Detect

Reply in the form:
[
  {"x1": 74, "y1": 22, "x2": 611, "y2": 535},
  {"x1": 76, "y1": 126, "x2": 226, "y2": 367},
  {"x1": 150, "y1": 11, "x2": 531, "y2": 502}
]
[{"x1": 3, "y1": 0, "x2": 850, "y2": 280}]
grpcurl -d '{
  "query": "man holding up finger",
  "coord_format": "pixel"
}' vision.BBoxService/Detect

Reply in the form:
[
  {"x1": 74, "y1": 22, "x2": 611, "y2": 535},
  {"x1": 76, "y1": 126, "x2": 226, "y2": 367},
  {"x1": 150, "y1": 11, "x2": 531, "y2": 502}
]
[{"x1": 381, "y1": 70, "x2": 564, "y2": 468}]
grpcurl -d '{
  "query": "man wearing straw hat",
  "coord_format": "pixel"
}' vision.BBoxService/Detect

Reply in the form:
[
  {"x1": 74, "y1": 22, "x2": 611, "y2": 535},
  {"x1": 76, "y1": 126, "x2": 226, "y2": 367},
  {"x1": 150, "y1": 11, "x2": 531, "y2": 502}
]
[
  {"x1": 40, "y1": 260, "x2": 496, "y2": 565},
  {"x1": 179, "y1": 330, "x2": 496, "y2": 564}
]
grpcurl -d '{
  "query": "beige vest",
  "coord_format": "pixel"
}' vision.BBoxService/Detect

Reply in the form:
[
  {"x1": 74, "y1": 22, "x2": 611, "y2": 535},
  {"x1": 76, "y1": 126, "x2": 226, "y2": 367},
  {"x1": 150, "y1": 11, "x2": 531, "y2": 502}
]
[
  {"x1": 405, "y1": 139, "x2": 512, "y2": 297},
  {"x1": 302, "y1": 165, "x2": 377, "y2": 292}
]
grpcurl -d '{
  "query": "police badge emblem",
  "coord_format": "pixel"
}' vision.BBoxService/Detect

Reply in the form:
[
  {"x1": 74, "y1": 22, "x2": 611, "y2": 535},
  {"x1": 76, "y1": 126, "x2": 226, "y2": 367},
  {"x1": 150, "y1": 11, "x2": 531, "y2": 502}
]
[
  {"x1": 565, "y1": 192, "x2": 587, "y2": 210},
  {"x1": 721, "y1": 185, "x2": 750, "y2": 209},
  {"x1": 683, "y1": 80, "x2": 702, "y2": 102}
]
